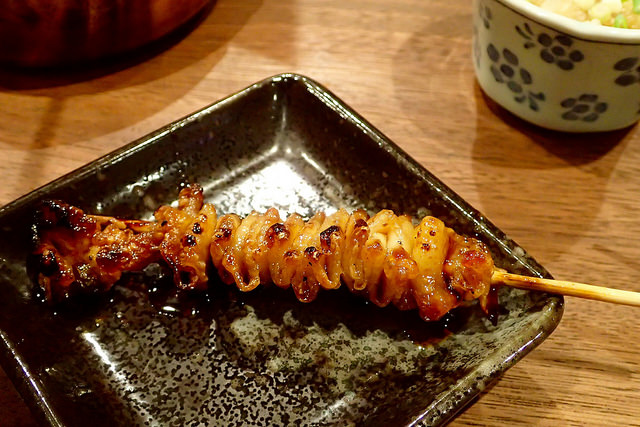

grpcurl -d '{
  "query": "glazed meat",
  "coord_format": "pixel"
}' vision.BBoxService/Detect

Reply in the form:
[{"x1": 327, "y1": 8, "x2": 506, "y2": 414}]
[
  {"x1": 31, "y1": 200, "x2": 164, "y2": 301},
  {"x1": 31, "y1": 184, "x2": 495, "y2": 321}
]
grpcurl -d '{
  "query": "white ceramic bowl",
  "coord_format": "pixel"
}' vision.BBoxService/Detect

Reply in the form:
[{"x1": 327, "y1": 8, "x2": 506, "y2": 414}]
[{"x1": 472, "y1": 0, "x2": 640, "y2": 132}]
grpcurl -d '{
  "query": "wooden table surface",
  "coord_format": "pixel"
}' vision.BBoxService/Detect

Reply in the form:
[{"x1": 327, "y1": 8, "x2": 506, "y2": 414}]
[{"x1": 1, "y1": 0, "x2": 639, "y2": 425}]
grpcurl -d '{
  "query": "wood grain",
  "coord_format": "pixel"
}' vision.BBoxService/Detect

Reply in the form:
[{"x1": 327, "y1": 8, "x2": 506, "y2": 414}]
[{"x1": 1, "y1": 0, "x2": 639, "y2": 425}]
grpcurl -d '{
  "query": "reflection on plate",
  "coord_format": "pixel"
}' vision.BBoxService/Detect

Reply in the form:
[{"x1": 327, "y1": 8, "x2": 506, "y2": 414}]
[{"x1": 0, "y1": 74, "x2": 563, "y2": 426}]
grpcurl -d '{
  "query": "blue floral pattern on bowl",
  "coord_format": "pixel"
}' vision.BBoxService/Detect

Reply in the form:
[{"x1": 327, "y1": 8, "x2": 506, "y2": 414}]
[
  {"x1": 487, "y1": 43, "x2": 545, "y2": 111},
  {"x1": 479, "y1": 2, "x2": 493, "y2": 29},
  {"x1": 472, "y1": 0, "x2": 640, "y2": 131},
  {"x1": 560, "y1": 94, "x2": 608, "y2": 122},
  {"x1": 614, "y1": 57, "x2": 640, "y2": 86},
  {"x1": 516, "y1": 23, "x2": 584, "y2": 70}
]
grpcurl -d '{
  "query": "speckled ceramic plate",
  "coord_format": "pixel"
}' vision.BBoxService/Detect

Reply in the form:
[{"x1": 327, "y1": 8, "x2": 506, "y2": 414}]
[{"x1": 0, "y1": 74, "x2": 563, "y2": 426}]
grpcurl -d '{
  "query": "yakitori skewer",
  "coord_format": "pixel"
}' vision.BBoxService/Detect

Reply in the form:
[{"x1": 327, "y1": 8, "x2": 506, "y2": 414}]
[
  {"x1": 30, "y1": 184, "x2": 496, "y2": 321},
  {"x1": 29, "y1": 183, "x2": 640, "y2": 324},
  {"x1": 491, "y1": 269, "x2": 640, "y2": 307}
]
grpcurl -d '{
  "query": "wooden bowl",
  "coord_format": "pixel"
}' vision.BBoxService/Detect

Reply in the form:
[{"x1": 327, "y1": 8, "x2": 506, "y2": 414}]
[{"x1": 0, "y1": 0, "x2": 211, "y2": 67}]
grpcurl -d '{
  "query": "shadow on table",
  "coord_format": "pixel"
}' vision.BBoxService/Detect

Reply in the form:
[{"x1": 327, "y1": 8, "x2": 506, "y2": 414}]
[
  {"x1": 390, "y1": 4, "x2": 634, "y2": 256},
  {"x1": 471, "y1": 81, "x2": 633, "y2": 255},
  {"x1": 0, "y1": 1, "x2": 220, "y2": 91},
  {"x1": 0, "y1": 0, "x2": 268, "y2": 149},
  {"x1": 454, "y1": 368, "x2": 557, "y2": 424},
  {"x1": 475, "y1": 87, "x2": 631, "y2": 166}
]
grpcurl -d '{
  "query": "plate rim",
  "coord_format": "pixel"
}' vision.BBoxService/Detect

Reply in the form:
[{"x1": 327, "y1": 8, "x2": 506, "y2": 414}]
[{"x1": 0, "y1": 73, "x2": 564, "y2": 426}]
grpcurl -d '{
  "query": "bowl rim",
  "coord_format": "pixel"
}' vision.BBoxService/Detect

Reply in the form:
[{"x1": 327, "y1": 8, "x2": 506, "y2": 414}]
[{"x1": 495, "y1": 0, "x2": 640, "y2": 43}]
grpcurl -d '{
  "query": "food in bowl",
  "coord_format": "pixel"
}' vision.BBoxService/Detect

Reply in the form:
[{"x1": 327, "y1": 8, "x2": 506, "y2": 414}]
[
  {"x1": 526, "y1": 0, "x2": 640, "y2": 28},
  {"x1": 472, "y1": 0, "x2": 640, "y2": 132}
]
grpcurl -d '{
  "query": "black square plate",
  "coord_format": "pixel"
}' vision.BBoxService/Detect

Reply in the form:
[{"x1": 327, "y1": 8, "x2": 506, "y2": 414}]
[{"x1": 0, "y1": 74, "x2": 563, "y2": 426}]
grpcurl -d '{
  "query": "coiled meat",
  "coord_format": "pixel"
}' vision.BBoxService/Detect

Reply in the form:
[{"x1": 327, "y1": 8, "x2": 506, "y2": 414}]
[{"x1": 31, "y1": 184, "x2": 495, "y2": 321}]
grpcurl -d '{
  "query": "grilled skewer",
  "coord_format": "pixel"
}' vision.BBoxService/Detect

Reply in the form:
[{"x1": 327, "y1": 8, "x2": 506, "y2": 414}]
[
  {"x1": 30, "y1": 184, "x2": 496, "y2": 321},
  {"x1": 30, "y1": 184, "x2": 640, "y2": 323}
]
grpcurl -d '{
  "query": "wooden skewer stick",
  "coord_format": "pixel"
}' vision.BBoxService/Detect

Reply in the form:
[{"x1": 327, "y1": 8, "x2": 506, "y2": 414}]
[{"x1": 491, "y1": 268, "x2": 640, "y2": 307}]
